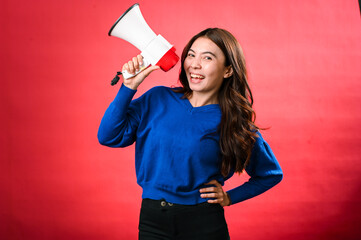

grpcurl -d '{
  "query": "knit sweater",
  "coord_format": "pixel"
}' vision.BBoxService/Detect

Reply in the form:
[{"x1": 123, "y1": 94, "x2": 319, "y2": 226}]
[{"x1": 98, "y1": 84, "x2": 283, "y2": 205}]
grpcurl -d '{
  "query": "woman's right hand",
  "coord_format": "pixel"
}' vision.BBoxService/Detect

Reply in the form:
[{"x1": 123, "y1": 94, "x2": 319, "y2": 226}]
[{"x1": 122, "y1": 54, "x2": 160, "y2": 90}]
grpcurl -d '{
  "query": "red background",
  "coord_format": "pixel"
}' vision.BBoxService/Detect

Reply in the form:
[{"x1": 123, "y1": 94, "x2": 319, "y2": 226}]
[{"x1": 1, "y1": 0, "x2": 361, "y2": 239}]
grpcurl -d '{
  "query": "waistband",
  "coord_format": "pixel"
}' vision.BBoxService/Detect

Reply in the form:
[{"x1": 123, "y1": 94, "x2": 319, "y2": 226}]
[{"x1": 141, "y1": 198, "x2": 221, "y2": 210}]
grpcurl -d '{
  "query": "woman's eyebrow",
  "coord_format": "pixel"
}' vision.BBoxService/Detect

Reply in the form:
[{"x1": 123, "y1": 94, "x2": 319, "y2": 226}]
[{"x1": 189, "y1": 48, "x2": 217, "y2": 58}]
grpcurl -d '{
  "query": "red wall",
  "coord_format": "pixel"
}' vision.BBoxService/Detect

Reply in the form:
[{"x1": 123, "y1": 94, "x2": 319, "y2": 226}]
[{"x1": 1, "y1": 0, "x2": 361, "y2": 239}]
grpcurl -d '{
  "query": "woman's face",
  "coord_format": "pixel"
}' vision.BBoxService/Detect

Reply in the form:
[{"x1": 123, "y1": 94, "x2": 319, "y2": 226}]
[{"x1": 184, "y1": 37, "x2": 231, "y2": 95}]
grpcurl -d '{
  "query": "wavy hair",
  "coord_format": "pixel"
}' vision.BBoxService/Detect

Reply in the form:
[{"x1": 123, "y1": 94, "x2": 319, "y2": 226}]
[{"x1": 176, "y1": 28, "x2": 259, "y2": 176}]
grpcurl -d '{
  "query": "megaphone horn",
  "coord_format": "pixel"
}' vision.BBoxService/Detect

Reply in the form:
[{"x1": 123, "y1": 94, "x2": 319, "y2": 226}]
[{"x1": 108, "y1": 3, "x2": 179, "y2": 84}]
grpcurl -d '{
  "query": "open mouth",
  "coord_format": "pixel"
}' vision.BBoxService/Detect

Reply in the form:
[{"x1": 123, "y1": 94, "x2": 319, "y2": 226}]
[
  {"x1": 190, "y1": 73, "x2": 205, "y2": 83},
  {"x1": 190, "y1": 73, "x2": 205, "y2": 79}
]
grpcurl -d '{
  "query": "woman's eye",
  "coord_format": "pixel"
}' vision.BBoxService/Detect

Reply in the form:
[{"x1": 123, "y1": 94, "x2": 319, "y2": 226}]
[
  {"x1": 187, "y1": 53, "x2": 195, "y2": 57},
  {"x1": 204, "y1": 56, "x2": 212, "y2": 60}
]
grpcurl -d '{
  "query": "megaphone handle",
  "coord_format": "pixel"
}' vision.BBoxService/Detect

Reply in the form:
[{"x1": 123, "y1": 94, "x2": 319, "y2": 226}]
[{"x1": 122, "y1": 57, "x2": 152, "y2": 79}]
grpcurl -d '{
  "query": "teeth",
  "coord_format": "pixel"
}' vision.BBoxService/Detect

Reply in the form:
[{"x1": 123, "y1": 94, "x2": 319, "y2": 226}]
[{"x1": 191, "y1": 74, "x2": 205, "y2": 79}]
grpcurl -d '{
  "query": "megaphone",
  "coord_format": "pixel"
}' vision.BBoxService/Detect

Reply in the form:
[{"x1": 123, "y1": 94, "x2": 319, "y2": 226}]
[{"x1": 108, "y1": 3, "x2": 179, "y2": 83}]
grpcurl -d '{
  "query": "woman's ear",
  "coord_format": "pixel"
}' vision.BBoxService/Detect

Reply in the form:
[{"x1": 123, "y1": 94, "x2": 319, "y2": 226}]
[{"x1": 224, "y1": 66, "x2": 233, "y2": 78}]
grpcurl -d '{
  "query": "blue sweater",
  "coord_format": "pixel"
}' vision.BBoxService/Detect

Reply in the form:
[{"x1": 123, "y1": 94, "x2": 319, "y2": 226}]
[{"x1": 98, "y1": 84, "x2": 283, "y2": 205}]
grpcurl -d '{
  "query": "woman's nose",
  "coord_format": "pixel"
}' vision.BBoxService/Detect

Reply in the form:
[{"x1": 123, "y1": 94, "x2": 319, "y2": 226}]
[{"x1": 190, "y1": 57, "x2": 201, "y2": 68}]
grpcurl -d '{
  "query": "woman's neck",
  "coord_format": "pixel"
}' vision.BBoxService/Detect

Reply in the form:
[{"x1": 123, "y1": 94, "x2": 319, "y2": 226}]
[{"x1": 188, "y1": 91, "x2": 219, "y2": 107}]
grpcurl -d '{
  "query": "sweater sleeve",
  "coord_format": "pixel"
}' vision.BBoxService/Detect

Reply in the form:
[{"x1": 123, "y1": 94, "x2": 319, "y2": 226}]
[
  {"x1": 97, "y1": 84, "x2": 141, "y2": 148},
  {"x1": 227, "y1": 132, "x2": 283, "y2": 205}
]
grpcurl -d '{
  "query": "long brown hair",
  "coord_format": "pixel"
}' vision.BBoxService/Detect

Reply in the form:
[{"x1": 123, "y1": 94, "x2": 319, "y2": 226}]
[{"x1": 176, "y1": 28, "x2": 259, "y2": 176}]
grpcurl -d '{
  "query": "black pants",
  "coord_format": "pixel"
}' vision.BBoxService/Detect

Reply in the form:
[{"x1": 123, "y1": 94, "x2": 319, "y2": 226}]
[{"x1": 138, "y1": 199, "x2": 230, "y2": 240}]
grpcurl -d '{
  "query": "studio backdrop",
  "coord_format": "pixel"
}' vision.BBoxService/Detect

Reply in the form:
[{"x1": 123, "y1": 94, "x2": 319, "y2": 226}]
[{"x1": 1, "y1": 0, "x2": 361, "y2": 239}]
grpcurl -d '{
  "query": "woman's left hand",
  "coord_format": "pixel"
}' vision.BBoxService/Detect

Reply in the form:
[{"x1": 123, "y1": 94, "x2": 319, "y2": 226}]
[{"x1": 200, "y1": 180, "x2": 231, "y2": 207}]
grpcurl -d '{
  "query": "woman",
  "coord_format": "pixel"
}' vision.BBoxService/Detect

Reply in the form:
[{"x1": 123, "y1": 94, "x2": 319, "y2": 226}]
[{"x1": 98, "y1": 28, "x2": 283, "y2": 240}]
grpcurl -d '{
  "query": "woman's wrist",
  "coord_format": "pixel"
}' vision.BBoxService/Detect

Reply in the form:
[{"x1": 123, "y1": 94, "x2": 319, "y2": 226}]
[
  {"x1": 123, "y1": 82, "x2": 139, "y2": 90},
  {"x1": 225, "y1": 192, "x2": 232, "y2": 206}
]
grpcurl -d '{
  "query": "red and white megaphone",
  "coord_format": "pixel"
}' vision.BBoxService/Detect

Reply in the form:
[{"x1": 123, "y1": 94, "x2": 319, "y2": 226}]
[{"x1": 108, "y1": 3, "x2": 179, "y2": 82}]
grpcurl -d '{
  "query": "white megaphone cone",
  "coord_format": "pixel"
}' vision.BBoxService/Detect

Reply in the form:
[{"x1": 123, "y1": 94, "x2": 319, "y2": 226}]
[{"x1": 108, "y1": 3, "x2": 179, "y2": 82}]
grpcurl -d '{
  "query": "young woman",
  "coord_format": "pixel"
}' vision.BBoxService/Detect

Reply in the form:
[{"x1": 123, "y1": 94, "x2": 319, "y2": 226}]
[{"x1": 98, "y1": 28, "x2": 283, "y2": 240}]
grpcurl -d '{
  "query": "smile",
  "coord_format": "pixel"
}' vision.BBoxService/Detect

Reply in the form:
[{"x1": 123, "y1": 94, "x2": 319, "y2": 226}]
[{"x1": 190, "y1": 73, "x2": 205, "y2": 79}]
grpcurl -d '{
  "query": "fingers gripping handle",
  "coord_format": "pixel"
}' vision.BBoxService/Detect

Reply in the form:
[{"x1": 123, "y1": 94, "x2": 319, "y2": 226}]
[{"x1": 122, "y1": 56, "x2": 152, "y2": 79}]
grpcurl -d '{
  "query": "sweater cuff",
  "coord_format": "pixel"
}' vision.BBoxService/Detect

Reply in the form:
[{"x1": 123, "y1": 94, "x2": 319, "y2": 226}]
[{"x1": 112, "y1": 83, "x2": 137, "y2": 107}]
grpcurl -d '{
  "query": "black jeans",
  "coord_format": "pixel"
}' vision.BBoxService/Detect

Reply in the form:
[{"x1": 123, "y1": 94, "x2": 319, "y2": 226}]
[{"x1": 138, "y1": 199, "x2": 230, "y2": 240}]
